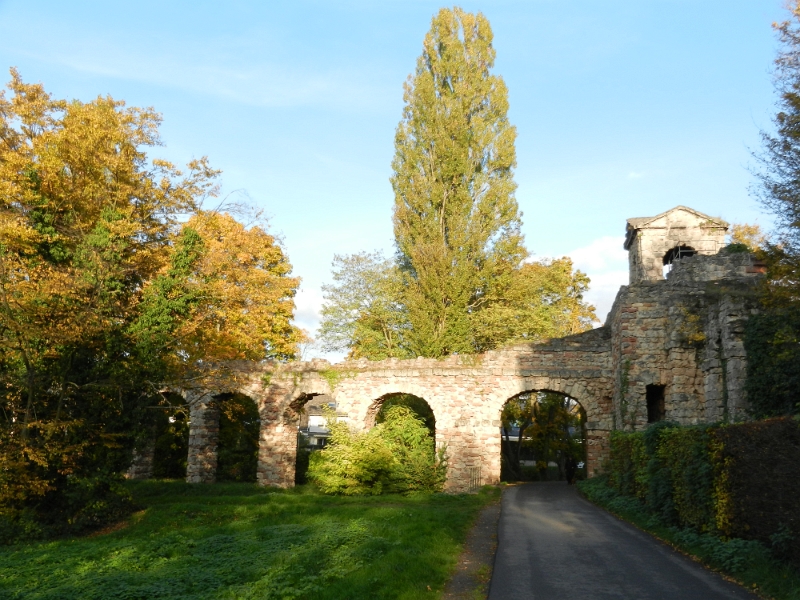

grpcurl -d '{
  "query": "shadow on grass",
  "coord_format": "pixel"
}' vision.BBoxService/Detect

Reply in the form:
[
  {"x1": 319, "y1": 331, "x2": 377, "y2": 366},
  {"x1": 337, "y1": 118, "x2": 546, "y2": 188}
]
[{"x1": 1, "y1": 481, "x2": 500, "y2": 600}]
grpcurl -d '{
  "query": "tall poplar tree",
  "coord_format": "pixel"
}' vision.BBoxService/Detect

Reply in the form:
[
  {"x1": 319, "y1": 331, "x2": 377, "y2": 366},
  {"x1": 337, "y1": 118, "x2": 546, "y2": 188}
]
[{"x1": 391, "y1": 7, "x2": 526, "y2": 357}]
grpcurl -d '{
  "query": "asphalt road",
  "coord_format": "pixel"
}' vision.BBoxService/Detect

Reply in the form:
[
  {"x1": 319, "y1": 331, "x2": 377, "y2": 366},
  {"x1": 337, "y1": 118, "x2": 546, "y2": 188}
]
[{"x1": 488, "y1": 482, "x2": 757, "y2": 600}]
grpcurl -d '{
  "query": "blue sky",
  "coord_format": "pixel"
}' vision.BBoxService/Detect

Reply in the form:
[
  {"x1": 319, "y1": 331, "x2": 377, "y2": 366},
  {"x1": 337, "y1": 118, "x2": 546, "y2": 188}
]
[{"x1": 0, "y1": 0, "x2": 785, "y2": 358}]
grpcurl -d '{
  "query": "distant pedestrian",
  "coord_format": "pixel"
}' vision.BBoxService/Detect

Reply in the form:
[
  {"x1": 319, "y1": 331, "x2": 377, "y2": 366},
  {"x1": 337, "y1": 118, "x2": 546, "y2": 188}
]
[{"x1": 565, "y1": 456, "x2": 577, "y2": 485}]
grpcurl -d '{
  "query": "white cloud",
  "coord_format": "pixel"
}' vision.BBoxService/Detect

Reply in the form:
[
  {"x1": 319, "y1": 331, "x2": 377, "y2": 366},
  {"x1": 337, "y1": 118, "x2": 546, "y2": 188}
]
[
  {"x1": 293, "y1": 287, "x2": 324, "y2": 334},
  {"x1": 566, "y1": 236, "x2": 629, "y2": 324},
  {"x1": 628, "y1": 171, "x2": 645, "y2": 179},
  {"x1": 566, "y1": 235, "x2": 627, "y2": 273}
]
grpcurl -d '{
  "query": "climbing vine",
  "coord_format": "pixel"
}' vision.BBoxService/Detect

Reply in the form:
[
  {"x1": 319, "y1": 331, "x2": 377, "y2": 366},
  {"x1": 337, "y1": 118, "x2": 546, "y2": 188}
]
[
  {"x1": 618, "y1": 359, "x2": 632, "y2": 430},
  {"x1": 319, "y1": 368, "x2": 357, "y2": 391}
]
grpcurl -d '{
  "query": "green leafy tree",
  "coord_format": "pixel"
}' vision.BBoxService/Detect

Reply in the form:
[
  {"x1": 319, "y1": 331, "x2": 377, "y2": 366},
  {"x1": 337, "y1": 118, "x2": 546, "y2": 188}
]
[
  {"x1": 747, "y1": 3, "x2": 800, "y2": 416},
  {"x1": 0, "y1": 71, "x2": 301, "y2": 538},
  {"x1": 391, "y1": 7, "x2": 527, "y2": 357},
  {"x1": 318, "y1": 252, "x2": 410, "y2": 360},
  {"x1": 472, "y1": 258, "x2": 596, "y2": 351},
  {"x1": 320, "y1": 8, "x2": 596, "y2": 361},
  {"x1": 755, "y1": 4, "x2": 800, "y2": 275}
]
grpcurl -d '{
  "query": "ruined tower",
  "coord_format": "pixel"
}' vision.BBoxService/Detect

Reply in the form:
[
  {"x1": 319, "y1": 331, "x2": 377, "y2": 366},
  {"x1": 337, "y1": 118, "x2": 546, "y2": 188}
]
[{"x1": 624, "y1": 206, "x2": 728, "y2": 283}]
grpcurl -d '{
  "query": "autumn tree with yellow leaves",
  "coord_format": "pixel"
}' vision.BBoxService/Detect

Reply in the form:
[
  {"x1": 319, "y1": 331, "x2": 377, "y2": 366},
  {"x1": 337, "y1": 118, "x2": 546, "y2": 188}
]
[{"x1": 0, "y1": 70, "x2": 301, "y2": 538}]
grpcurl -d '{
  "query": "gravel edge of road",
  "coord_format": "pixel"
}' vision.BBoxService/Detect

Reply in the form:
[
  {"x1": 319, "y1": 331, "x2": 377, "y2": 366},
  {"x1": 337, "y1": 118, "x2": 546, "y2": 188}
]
[{"x1": 441, "y1": 492, "x2": 503, "y2": 599}]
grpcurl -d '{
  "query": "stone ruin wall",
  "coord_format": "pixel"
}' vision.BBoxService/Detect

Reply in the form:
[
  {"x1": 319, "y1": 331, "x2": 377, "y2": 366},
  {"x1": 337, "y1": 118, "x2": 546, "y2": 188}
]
[
  {"x1": 608, "y1": 250, "x2": 763, "y2": 431},
  {"x1": 129, "y1": 246, "x2": 765, "y2": 493},
  {"x1": 626, "y1": 206, "x2": 728, "y2": 283},
  {"x1": 181, "y1": 327, "x2": 614, "y2": 492}
]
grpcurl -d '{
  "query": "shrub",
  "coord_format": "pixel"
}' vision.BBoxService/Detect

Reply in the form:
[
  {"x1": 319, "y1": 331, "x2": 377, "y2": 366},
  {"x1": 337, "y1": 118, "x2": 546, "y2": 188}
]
[
  {"x1": 640, "y1": 421, "x2": 678, "y2": 525},
  {"x1": 711, "y1": 418, "x2": 800, "y2": 566},
  {"x1": 0, "y1": 475, "x2": 136, "y2": 544},
  {"x1": 657, "y1": 426, "x2": 715, "y2": 532},
  {"x1": 606, "y1": 418, "x2": 800, "y2": 569},
  {"x1": 308, "y1": 406, "x2": 446, "y2": 495},
  {"x1": 608, "y1": 430, "x2": 646, "y2": 497},
  {"x1": 45, "y1": 475, "x2": 137, "y2": 535}
]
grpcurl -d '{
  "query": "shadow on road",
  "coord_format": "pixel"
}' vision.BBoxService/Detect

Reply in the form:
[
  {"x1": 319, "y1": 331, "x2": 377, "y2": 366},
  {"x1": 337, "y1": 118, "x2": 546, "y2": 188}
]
[{"x1": 488, "y1": 482, "x2": 757, "y2": 600}]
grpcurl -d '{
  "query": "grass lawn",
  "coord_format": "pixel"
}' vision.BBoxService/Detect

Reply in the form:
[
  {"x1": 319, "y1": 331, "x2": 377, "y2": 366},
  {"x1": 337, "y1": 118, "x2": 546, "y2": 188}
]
[{"x1": 0, "y1": 481, "x2": 498, "y2": 600}]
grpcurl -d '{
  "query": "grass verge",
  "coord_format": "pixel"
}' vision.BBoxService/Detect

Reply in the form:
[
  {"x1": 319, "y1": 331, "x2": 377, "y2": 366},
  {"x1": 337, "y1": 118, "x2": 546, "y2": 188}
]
[
  {"x1": 577, "y1": 476, "x2": 800, "y2": 600},
  {"x1": 0, "y1": 480, "x2": 500, "y2": 600}
]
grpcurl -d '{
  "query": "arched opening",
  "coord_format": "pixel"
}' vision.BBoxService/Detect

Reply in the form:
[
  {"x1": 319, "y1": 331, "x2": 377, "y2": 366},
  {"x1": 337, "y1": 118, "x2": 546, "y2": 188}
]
[
  {"x1": 662, "y1": 245, "x2": 696, "y2": 278},
  {"x1": 293, "y1": 393, "x2": 338, "y2": 485},
  {"x1": 213, "y1": 393, "x2": 260, "y2": 482},
  {"x1": 500, "y1": 391, "x2": 586, "y2": 483},
  {"x1": 373, "y1": 393, "x2": 435, "y2": 439},
  {"x1": 151, "y1": 392, "x2": 190, "y2": 479}
]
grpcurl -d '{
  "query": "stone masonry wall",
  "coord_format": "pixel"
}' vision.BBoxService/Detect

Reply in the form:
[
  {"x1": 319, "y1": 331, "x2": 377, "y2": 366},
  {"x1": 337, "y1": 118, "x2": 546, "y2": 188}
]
[
  {"x1": 607, "y1": 250, "x2": 762, "y2": 431},
  {"x1": 176, "y1": 248, "x2": 763, "y2": 492},
  {"x1": 126, "y1": 439, "x2": 155, "y2": 480},
  {"x1": 185, "y1": 328, "x2": 615, "y2": 493},
  {"x1": 186, "y1": 395, "x2": 220, "y2": 484}
]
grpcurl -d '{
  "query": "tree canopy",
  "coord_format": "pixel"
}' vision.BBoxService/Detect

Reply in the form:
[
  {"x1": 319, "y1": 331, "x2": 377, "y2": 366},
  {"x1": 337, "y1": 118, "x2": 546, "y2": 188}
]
[
  {"x1": 318, "y1": 8, "x2": 596, "y2": 360},
  {"x1": 745, "y1": 4, "x2": 800, "y2": 418},
  {"x1": 0, "y1": 70, "x2": 301, "y2": 537},
  {"x1": 391, "y1": 7, "x2": 527, "y2": 357},
  {"x1": 318, "y1": 252, "x2": 409, "y2": 360}
]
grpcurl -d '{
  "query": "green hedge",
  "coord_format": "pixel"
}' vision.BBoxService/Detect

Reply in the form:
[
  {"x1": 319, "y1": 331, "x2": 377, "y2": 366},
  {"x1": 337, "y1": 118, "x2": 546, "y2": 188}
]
[
  {"x1": 744, "y1": 308, "x2": 800, "y2": 418},
  {"x1": 608, "y1": 418, "x2": 800, "y2": 566}
]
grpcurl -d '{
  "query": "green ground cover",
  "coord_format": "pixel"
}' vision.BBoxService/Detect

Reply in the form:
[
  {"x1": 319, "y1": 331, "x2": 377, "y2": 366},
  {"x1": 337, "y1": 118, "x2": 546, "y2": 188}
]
[
  {"x1": 578, "y1": 476, "x2": 800, "y2": 600},
  {"x1": 0, "y1": 481, "x2": 499, "y2": 600}
]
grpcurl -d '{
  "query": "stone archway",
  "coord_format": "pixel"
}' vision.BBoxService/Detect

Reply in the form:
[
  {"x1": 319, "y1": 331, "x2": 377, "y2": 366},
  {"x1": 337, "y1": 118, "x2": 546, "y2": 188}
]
[
  {"x1": 499, "y1": 390, "x2": 587, "y2": 482},
  {"x1": 181, "y1": 330, "x2": 614, "y2": 492},
  {"x1": 369, "y1": 392, "x2": 437, "y2": 438}
]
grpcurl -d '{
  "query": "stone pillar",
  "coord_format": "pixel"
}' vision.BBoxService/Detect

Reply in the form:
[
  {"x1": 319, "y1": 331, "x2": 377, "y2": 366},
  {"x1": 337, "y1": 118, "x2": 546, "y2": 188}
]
[
  {"x1": 126, "y1": 438, "x2": 155, "y2": 480},
  {"x1": 439, "y1": 423, "x2": 500, "y2": 493},
  {"x1": 186, "y1": 398, "x2": 219, "y2": 484},
  {"x1": 718, "y1": 295, "x2": 751, "y2": 423},
  {"x1": 586, "y1": 428, "x2": 610, "y2": 477},
  {"x1": 257, "y1": 419, "x2": 298, "y2": 488}
]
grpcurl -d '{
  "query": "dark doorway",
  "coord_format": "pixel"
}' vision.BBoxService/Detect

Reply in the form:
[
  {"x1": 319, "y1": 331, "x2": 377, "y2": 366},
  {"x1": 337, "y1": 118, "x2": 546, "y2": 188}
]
[
  {"x1": 646, "y1": 385, "x2": 666, "y2": 423},
  {"x1": 215, "y1": 393, "x2": 260, "y2": 482},
  {"x1": 663, "y1": 245, "x2": 696, "y2": 265},
  {"x1": 662, "y1": 245, "x2": 696, "y2": 277},
  {"x1": 151, "y1": 393, "x2": 190, "y2": 479}
]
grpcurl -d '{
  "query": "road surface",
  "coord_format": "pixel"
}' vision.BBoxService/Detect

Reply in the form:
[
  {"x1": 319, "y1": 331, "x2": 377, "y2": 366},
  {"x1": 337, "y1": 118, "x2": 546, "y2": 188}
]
[{"x1": 488, "y1": 482, "x2": 756, "y2": 600}]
